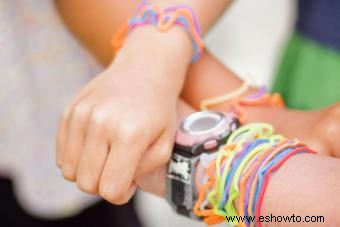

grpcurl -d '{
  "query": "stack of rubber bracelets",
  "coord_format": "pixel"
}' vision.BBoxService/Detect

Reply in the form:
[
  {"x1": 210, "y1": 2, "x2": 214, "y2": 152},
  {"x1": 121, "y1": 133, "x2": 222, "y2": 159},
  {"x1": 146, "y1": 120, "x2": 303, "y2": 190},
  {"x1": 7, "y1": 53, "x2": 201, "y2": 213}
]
[
  {"x1": 111, "y1": 1, "x2": 316, "y2": 226},
  {"x1": 195, "y1": 85, "x2": 316, "y2": 226},
  {"x1": 111, "y1": 0, "x2": 204, "y2": 62}
]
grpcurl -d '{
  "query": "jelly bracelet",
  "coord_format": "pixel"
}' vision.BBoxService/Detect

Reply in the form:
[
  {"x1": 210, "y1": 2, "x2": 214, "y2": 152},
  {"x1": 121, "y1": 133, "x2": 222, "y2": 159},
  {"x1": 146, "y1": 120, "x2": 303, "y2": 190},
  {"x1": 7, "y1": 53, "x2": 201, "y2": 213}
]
[
  {"x1": 253, "y1": 142, "x2": 304, "y2": 207},
  {"x1": 254, "y1": 147, "x2": 316, "y2": 227},
  {"x1": 225, "y1": 137, "x2": 286, "y2": 224},
  {"x1": 221, "y1": 140, "x2": 265, "y2": 208},
  {"x1": 226, "y1": 123, "x2": 273, "y2": 145},
  {"x1": 193, "y1": 122, "x2": 317, "y2": 226},
  {"x1": 200, "y1": 82, "x2": 250, "y2": 110},
  {"x1": 224, "y1": 140, "x2": 271, "y2": 223},
  {"x1": 232, "y1": 88, "x2": 285, "y2": 124},
  {"x1": 238, "y1": 147, "x2": 275, "y2": 227},
  {"x1": 251, "y1": 147, "x2": 294, "y2": 217},
  {"x1": 209, "y1": 144, "x2": 239, "y2": 217},
  {"x1": 241, "y1": 140, "x2": 287, "y2": 218},
  {"x1": 215, "y1": 124, "x2": 272, "y2": 202},
  {"x1": 246, "y1": 140, "x2": 305, "y2": 219},
  {"x1": 208, "y1": 124, "x2": 273, "y2": 220},
  {"x1": 199, "y1": 84, "x2": 285, "y2": 123},
  {"x1": 246, "y1": 143, "x2": 296, "y2": 218},
  {"x1": 111, "y1": 2, "x2": 204, "y2": 62}
]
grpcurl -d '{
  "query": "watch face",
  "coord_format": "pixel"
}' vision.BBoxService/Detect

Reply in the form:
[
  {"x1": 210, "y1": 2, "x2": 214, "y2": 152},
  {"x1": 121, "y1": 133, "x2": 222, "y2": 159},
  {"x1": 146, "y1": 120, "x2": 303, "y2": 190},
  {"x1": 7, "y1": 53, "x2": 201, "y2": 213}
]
[
  {"x1": 175, "y1": 111, "x2": 239, "y2": 148},
  {"x1": 182, "y1": 111, "x2": 226, "y2": 135}
]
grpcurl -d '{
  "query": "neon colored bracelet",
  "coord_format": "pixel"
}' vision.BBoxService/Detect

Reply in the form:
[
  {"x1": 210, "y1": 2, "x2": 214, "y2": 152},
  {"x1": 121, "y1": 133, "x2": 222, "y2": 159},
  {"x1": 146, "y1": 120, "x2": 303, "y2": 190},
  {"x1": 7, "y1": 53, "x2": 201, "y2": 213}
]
[
  {"x1": 192, "y1": 122, "x2": 316, "y2": 227},
  {"x1": 200, "y1": 82, "x2": 250, "y2": 110},
  {"x1": 195, "y1": 124, "x2": 273, "y2": 224},
  {"x1": 254, "y1": 147, "x2": 316, "y2": 227},
  {"x1": 246, "y1": 143, "x2": 298, "y2": 218},
  {"x1": 209, "y1": 124, "x2": 272, "y2": 218},
  {"x1": 232, "y1": 88, "x2": 285, "y2": 124},
  {"x1": 238, "y1": 146, "x2": 275, "y2": 227},
  {"x1": 199, "y1": 85, "x2": 285, "y2": 123},
  {"x1": 111, "y1": 2, "x2": 204, "y2": 62},
  {"x1": 241, "y1": 140, "x2": 287, "y2": 219},
  {"x1": 224, "y1": 140, "x2": 271, "y2": 222}
]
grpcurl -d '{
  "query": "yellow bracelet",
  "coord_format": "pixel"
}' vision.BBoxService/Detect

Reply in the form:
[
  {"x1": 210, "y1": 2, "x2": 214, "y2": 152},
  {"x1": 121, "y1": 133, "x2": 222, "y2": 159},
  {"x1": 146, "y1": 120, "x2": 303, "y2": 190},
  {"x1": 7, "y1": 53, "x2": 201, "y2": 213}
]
[{"x1": 200, "y1": 81, "x2": 250, "y2": 110}]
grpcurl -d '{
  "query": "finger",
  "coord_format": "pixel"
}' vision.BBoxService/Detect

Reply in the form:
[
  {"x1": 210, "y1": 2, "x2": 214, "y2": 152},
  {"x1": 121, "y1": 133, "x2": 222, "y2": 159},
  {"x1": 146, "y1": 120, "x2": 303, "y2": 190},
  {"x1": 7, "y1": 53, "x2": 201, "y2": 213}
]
[
  {"x1": 99, "y1": 127, "x2": 148, "y2": 205},
  {"x1": 135, "y1": 130, "x2": 174, "y2": 178},
  {"x1": 61, "y1": 102, "x2": 92, "y2": 181},
  {"x1": 56, "y1": 115, "x2": 68, "y2": 168},
  {"x1": 136, "y1": 165, "x2": 167, "y2": 197},
  {"x1": 69, "y1": 73, "x2": 106, "y2": 109},
  {"x1": 136, "y1": 100, "x2": 195, "y2": 177},
  {"x1": 56, "y1": 77, "x2": 102, "y2": 168},
  {"x1": 76, "y1": 122, "x2": 110, "y2": 194}
]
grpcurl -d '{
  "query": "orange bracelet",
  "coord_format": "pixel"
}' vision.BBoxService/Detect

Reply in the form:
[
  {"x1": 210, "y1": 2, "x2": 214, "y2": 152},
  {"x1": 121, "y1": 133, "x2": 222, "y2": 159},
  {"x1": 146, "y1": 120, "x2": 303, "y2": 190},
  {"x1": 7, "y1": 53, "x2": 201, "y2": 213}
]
[
  {"x1": 233, "y1": 92, "x2": 285, "y2": 124},
  {"x1": 111, "y1": 4, "x2": 204, "y2": 61}
]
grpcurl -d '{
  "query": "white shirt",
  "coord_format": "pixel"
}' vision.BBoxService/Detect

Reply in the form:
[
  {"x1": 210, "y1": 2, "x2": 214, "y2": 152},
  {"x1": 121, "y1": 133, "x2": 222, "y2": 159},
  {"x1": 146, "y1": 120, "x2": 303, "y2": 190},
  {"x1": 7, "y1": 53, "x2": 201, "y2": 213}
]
[{"x1": 0, "y1": 0, "x2": 102, "y2": 219}]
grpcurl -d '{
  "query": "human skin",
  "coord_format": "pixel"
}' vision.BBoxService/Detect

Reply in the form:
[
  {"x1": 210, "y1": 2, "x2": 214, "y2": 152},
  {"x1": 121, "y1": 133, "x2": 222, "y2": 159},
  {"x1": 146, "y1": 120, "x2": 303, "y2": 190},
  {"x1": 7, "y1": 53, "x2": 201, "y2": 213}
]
[
  {"x1": 55, "y1": 0, "x2": 340, "y2": 159},
  {"x1": 138, "y1": 151, "x2": 340, "y2": 226},
  {"x1": 55, "y1": 0, "x2": 340, "y2": 219},
  {"x1": 137, "y1": 103, "x2": 340, "y2": 226},
  {"x1": 181, "y1": 50, "x2": 340, "y2": 157},
  {"x1": 55, "y1": 0, "x2": 232, "y2": 205}
]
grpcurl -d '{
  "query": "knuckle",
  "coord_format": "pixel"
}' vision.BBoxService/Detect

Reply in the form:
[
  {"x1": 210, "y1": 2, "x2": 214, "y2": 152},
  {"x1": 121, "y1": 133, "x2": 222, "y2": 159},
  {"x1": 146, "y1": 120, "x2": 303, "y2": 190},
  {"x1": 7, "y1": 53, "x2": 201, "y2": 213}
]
[
  {"x1": 61, "y1": 106, "x2": 72, "y2": 122},
  {"x1": 76, "y1": 177, "x2": 98, "y2": 194},
  {"x1": 99, "y1": 183, "x2": 128, "y2": 205},
  {"x1": 115, "y1": 196, "x2": 130, "y2": 205},
  {"x1": 116, "y1": 122, "x2": 141, "y2": 141},
  {"x1": 73, "y1": 103, "x2": 91, "y2": 120},
  {"x1": 61, "y1": 166, "x2": 77, "y2": 181},
  {"x1": 56, "y1": 157, "x2": 62, "y2": 169},
  {"x1": 90, "y1": 107, "x2": 109, "y2": 128}
]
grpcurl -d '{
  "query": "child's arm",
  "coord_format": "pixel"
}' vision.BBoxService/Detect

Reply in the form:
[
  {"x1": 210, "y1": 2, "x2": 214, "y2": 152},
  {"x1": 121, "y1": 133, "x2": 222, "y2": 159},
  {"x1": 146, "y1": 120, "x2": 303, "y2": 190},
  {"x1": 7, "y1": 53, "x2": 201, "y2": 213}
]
[
  {"x1": 55, "y1": 0, "x2": 232, "y2": 205},
  {"x1": 181, "y1": 50, "x2": 340, "y2": 157},
  {"x1": 55, "y1": 0, "x2": 232, "y2": 65},
  {"x1": 136, "y1": 102, "x2": 340, "y2": 226},
  {"x1": 136, "y1": 101, "x2": 340, "y2": 226},
  {"x1": 137, "y1": 144, "x2": 340, "y2": 226}
]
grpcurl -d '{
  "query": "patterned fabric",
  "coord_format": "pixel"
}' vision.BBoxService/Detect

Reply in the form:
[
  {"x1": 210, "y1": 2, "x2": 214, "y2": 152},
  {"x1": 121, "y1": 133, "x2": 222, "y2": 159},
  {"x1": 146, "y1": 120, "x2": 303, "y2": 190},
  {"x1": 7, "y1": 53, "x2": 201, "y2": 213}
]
[{"x1": 0, "y1": 0, "x2": 103, "y2": 218}]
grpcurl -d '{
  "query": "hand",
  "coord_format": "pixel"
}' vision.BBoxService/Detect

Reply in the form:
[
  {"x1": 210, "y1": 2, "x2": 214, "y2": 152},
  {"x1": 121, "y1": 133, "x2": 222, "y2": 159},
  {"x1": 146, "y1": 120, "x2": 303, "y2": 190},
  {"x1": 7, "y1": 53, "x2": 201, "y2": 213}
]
[
  {"x1": 135, "y1": 100, "x2": 196, "y2": 197},
  {"x1": 246, "y1": 103, "x2": 340, "y2": 157},
  {"x1": 303, "y1": 103, "x2": 340, "y2": 157},
  {"x1": 56, "y1": 24, "x2": 194, "y2": 204},
  {"x1": 56, "y1": 63, "x2": 182, "y2": 205}
]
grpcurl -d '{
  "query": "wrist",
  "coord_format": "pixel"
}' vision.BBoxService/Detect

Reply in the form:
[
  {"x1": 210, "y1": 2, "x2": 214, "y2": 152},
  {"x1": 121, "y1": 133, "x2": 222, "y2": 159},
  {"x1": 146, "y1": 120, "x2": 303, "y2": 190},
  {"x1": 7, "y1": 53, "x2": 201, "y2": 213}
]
[
  {"x1": 115, "y1": 25, "x2": 192, "y2": 69},
  {"x1": 112, "y1": 26, "x2": 192, "y2": 95}
]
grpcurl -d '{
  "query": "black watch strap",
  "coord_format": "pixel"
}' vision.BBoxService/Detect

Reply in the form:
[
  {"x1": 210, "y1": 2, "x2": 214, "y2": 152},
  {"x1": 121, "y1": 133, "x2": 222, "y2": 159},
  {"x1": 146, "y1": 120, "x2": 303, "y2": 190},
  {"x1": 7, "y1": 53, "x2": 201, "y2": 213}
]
[{"x1": 166, "y1": 153, "x2": 201, "y2": 220}]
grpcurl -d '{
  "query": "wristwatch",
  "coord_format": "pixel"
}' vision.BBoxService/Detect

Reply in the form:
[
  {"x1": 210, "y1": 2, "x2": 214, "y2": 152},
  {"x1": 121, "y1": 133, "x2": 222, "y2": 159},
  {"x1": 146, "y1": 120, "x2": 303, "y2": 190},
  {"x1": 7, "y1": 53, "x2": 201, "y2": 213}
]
[{"x1": 166, "y1": 111, "x2": 240, "y2": 220}]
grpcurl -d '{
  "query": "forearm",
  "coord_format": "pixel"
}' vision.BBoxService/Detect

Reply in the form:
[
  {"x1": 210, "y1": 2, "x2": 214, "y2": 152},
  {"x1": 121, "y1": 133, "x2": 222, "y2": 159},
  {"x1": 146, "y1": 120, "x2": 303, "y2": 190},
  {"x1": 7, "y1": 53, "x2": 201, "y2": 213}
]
[
  {"x1": 112, "y1": 26, "x2": 192, "y2": 96},
  {"x1": 148, "y1": 0, "x2": 232, "y2": 34},
  {"x1": 195, "y1": 153, "x2": 340, "y2": 226},
  {"x1": 261, "y1": 153, "x2": 340, "y2": 226},
  {"x1": 181, "y1": 51, "x2": 303, "y2": 137},
  {"x1": 181, "y1": 50, "x2": 253, "y2": 107},
  {"x1": 55, "y1": 0, "x2": 231, "y2": 66},
  {"x1": 140, "y1": 130, "x2": 340, "y2": 226}
]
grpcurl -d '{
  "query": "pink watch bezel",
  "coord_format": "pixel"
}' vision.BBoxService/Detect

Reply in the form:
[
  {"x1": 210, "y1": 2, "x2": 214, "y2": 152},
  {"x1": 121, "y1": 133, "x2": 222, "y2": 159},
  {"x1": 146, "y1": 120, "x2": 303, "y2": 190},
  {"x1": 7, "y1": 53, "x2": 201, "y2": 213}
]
[{"x1": 175, "y1": 111, "x2": 237, "y2": 147}]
